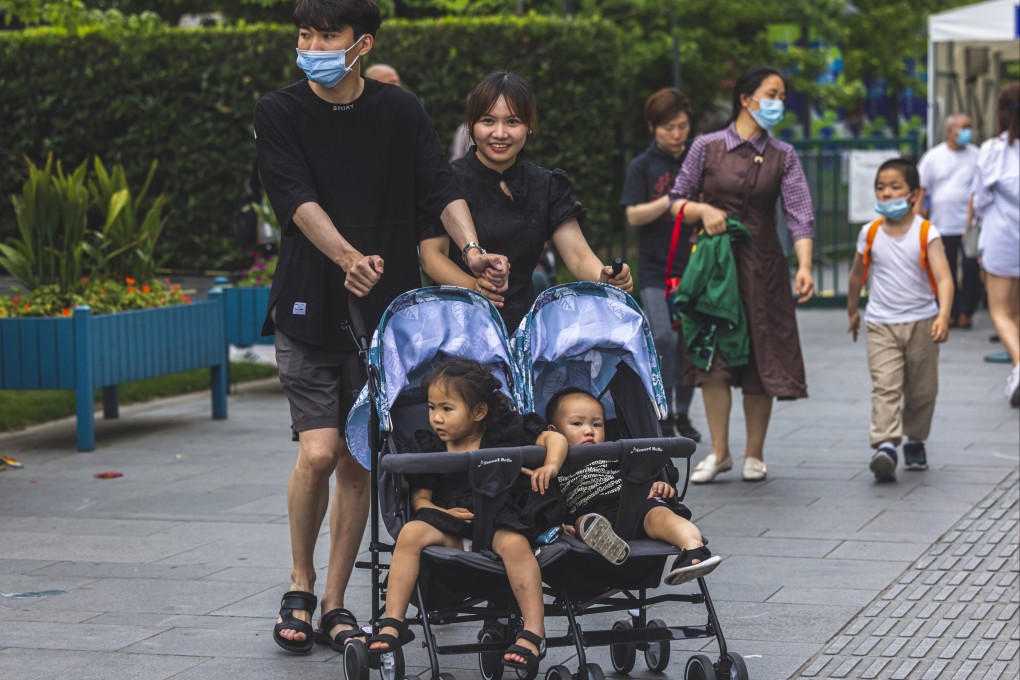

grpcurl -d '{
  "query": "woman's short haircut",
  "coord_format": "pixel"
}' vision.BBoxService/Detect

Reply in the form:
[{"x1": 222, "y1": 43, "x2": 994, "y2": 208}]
[
  {"x1": 464, "y1": 72, "x2": 538, "y2": 138},
  {"x1": 730, "y1": 65, "x2": 784, "y2": 123},
  {"x1": 644, "y1": 88, "x2": 691, "y2": 128},
  {"x1": 875, "y1": 157, "x2": 920, "y2": 192},
  {"x1": 293, "y1": 0, "x2": 382, "y2": 37}
]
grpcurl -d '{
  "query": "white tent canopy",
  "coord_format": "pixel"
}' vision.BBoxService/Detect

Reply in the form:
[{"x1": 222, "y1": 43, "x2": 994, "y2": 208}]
[{"x1": 927, "y1": 0, "x2": 1020, "y2": 146}]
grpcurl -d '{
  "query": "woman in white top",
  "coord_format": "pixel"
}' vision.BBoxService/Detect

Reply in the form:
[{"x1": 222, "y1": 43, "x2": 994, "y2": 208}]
[{"x1": 973, "y1": 82, "x2": 1020, "y2": 406}]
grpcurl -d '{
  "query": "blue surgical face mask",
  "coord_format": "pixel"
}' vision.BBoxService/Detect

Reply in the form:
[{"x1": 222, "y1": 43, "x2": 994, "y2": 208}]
[
  {"x1": 295, "y1": 35, "x2": 365, "y2": 88},
  {"x1": 956, "y1": 128, "x2": 973, "y2": 146},
  {"x1": 875, "y1": 197, "x2": 912, "y2": 220},
  {"x1": 750, "y1": 97, "x2": 784, "y2": 129}
]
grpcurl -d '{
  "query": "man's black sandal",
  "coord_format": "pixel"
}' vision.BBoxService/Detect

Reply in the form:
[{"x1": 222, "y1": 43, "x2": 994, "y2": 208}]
[
  {"x1": 502, "y1": 630, "x2": 546, "y2": 673},
  {"x1": 366, "y1": 617, "x2": 416, "y2": 654},
  {"x1": 315, "y1": 608, "x2": 368, "y2": 650},
  {"x1": 273, "y1": 590, "x2": 317, "y2": 654}
]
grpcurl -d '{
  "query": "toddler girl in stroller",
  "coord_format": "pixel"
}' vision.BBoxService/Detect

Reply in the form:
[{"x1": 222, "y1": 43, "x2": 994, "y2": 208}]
[{"x1": 367, "y1": 357, "x2": 567, "y2": 676}]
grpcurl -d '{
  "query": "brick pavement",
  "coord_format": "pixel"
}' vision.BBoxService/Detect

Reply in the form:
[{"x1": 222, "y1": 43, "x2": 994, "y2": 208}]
[{"x1": 0, "y1": 309, "x2": 1017, "y2": 680}]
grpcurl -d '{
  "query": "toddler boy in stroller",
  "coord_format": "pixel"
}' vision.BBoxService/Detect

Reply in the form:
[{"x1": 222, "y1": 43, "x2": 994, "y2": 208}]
[{"x1": 546, "y1": 388, "x2": 721, "y2": 584}]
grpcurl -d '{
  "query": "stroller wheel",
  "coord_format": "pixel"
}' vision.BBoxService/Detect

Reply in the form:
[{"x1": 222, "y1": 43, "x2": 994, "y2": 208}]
[
  {"x1": 344, "y1": 640, "x2": 370, "y2": 680},
  {"x1": 377, "y1": 648, "x2": 405, "y2": 680},
  {"x1": 584, "y1": 663, "x2": 606, "y2": 680},
  {"x1": 544, "y1": 665, "x2": 571, "y2": 680},
  {"x1": 477, "y1": 629, "x2": 504, "y2": 680},
  {"x1": 515, "y1": 666, "x2": 539, "y2": 680},
  {"x1": 684, "y1": 654, "x2": 714, "y2": 680},
  {"x1": 720, "y1": 652, "x2": 748, "y2": 680},
  {"x1": 609, "y1": 619, "x2": 636, "y2": 674},
  {"x1": 642, "y1": 619, "x2": 671, "y2": 672}
]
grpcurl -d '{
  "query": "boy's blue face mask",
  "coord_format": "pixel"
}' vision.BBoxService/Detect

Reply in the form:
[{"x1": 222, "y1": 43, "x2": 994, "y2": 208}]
[
  {"x1": 956, "y1": 128, "x2": 973, "y2": 145},
  {"x1": 875, "y1": 197, "x2": 912, "y2": 220},
  {"x1": 295, "y1": 35, "x2": 365, "y2": 88},
  {"x1": 750, "y1": 97, "x2": 784, "y2": 129}
]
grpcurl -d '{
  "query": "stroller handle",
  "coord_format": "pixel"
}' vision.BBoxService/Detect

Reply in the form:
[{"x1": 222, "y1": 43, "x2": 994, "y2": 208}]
[
  {"x1": 379, "y1": 437, "x2": 694, "y2": 475},
  {"x1": 611, "y1": 257, "x2": 624, "y2": 277},
  {"x1": 347, "y1": 295, "x2": 370, "y2": 352}
]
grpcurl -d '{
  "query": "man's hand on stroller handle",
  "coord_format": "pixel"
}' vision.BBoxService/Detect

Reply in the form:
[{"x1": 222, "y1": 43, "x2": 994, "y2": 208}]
[
  {"x1": 465, "y1": 249, "x2": 510, "y2": 292},
  {"x1": 338, "y1": 247, "x2": 385, "y2": 297}
]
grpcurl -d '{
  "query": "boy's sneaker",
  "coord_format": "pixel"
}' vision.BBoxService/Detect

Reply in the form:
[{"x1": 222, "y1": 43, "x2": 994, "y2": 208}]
[
  {"x1": 576, "y1": 513, "x2": 630, "y2": 565},
  {"x1": 869, "y1": 446, "x2": 897, "y2": 482},
  {"x1": 673, "y1": 414, "x2": 702, "y2": 442},
  {"x1": 903, "y1": 442, "x2": 928, "y2": 471}
]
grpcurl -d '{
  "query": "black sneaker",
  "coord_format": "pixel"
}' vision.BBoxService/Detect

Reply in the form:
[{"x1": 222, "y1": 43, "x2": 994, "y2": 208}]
[
  {"x1": 903, "y1": 442, "x2": 928, "y2": 471},
  {"x1": 673, "y1": 414, "x2": 702, "y2": 443},
  {"x1": 869, "y1": 447, "x2": 897, "y2": 482}
]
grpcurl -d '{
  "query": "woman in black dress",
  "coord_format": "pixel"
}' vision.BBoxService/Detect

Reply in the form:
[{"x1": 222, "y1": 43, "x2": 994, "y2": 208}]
[{"x1": 419, "y1": 71, "x2": 632, "y2": 333}]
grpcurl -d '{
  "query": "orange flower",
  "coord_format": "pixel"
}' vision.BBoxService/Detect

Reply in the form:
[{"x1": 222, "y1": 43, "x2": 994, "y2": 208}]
[
  {"x1": 12, "y1": 296, "x2": 20, "y2": 303},
  {"x1": 125, "y1": 277, "x2": 136, "y2": 285},
  {"x1": 81, "y1": 277, "x2": 89, "y2": 284},
  {"x1": 127, "y1": 286, "x2": 135, "y2": 293},
  {"x1": 61, "y1": 308, "x2": 72, "y2": 317},
  {"x1": 99, "y1": 289, "x2": 106, "y2": 295},
  {"x1": 182, "y1": 295, "x2": 192, "y2": 304},
  {"x1": 23, "y1": 304, "x2": 30, "y2": 311},
  {"x1": 142, "y1": 285, "x2": 151, "y2": 293}
]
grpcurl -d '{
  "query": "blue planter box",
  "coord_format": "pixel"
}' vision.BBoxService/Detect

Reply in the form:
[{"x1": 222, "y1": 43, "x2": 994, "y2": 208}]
[
  {"x1": 0, "y1": 294, "x2": 228, "y2": 451},
  {"x1": 221, "y1": 286, "x2": 273, "y2": 346}
]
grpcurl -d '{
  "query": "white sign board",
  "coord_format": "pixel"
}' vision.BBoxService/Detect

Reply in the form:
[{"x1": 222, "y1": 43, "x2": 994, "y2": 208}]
[{"x1": 848, "y1": 150, "x2": 901, "y2": 223}]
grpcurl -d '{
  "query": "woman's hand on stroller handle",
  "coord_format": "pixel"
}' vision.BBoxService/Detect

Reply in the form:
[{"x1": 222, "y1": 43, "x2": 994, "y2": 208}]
[{"x1": 474, "y1": 276, "x2": 505, "y2": 308}]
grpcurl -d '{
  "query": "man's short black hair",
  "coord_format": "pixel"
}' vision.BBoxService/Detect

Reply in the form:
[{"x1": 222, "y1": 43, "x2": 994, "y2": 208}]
[{"x1": 294, "y1": 0, "x2": 382, "y2": 37}]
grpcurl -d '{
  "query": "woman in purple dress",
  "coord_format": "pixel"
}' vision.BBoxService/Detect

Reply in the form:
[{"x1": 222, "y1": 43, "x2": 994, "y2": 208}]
[{"x1": 668, "y1": 65, "x2": 816, "y2": 483}]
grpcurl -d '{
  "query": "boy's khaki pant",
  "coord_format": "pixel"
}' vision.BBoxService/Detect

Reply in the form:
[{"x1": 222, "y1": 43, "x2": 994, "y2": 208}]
[{"x1": 865, "y1": 317, "x2": 939, "y2": 448}]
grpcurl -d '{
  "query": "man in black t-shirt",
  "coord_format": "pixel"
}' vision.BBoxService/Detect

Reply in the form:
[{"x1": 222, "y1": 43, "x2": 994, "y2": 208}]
[{"x1": 255, "y1": 0, "x2": 508, "y2": 655}]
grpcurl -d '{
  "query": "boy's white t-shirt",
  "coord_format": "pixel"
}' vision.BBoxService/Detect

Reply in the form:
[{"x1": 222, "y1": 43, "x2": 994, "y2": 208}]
[{"x1": 856, "y1": 215, "x2": 941, "y2": 325}]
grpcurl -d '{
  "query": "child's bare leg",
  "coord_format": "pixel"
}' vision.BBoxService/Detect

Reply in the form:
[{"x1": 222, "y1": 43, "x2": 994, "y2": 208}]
[
  {"x1": 492, "y1": 529, "x2": 544, "y2": 664},
  {"x1": 370, "y1": 520, "x2": 460, "y2": 651},
  {"x1": 643, "y1": 507, "x2": 704, "y2": 553}
]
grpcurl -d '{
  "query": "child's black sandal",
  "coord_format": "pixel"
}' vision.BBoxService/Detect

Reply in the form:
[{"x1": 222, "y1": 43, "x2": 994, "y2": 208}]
[
  {"x1": 366, "y1": 617, "x2": 416, "y2": 654},
  {"x1": 502, "y1": 629, "x2": 547, "y2": 673}
]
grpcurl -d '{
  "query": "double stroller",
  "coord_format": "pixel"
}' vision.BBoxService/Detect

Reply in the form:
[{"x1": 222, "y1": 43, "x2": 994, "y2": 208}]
[{"x1": 344, "y1": 283, "x2": 748, "y2": 680}]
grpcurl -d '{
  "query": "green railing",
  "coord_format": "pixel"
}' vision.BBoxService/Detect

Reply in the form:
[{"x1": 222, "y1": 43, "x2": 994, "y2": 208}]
[{"x1": 607, "y1": 136, "x2": 920, "y2": 305}]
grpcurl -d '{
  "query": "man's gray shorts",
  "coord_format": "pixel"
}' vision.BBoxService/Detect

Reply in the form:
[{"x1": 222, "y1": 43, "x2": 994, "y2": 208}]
[{"x1": 275, "y1": 329, "x2": 366, "y2": 440}]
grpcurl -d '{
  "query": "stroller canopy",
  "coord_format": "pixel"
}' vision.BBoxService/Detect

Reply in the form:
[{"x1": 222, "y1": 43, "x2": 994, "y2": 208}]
[
  {"x1": 514, "y1": 282, "x2": 667, "y2": 422},
  {"x1": 346, "y1": 286, "x2": 526, "y2": 469}
]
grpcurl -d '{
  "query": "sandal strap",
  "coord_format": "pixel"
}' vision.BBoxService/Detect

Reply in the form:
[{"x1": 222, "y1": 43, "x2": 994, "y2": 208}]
[
  {"x1": 513, "y1": 629, "x2": 545, "y2": 652},
  {"x1": 673, "y1": 545, "x2": 712, "y2": 569},
  {"x1": 320, "y1": 608, "x2": 358, "y2": 633},
  {"x1": 280, "y1": 590, "x2": 316, "y2": 613},
  {"x1": 377, "y1": 617, "x2": 410, "y2": 635}
]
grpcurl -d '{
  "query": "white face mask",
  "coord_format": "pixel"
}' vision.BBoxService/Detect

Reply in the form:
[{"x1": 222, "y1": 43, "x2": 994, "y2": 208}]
[{"x1": 295, "y1": 35, "x2": 365, "y2": 88}]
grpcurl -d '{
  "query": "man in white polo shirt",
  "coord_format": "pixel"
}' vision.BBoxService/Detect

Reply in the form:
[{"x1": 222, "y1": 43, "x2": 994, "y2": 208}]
[{"x1": 917, "y1": 114, "x2": 982, "y2": 328}]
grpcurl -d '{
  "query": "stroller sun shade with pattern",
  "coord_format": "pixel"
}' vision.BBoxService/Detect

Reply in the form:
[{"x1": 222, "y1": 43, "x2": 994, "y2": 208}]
[{"x1": 510, "y1": 282, "x2": 748, "y2": 680}]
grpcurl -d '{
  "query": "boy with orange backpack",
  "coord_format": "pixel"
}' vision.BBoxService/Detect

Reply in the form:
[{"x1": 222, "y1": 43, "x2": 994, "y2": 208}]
[{"x1": 847, "y1": 157, "x2": 954, "y2": 482}]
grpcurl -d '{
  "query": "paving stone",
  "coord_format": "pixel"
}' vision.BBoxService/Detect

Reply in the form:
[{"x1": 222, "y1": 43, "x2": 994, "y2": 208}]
[{"x1": 0, "y1": 648, "x2": 206, "y2": 680}]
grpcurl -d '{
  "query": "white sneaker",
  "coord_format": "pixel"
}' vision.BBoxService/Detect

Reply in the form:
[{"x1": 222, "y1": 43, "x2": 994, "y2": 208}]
[
  {"x1": 1006, "y1": 365, "x2": 1020, "y2": 408},
  {"x1": 690, "y1": 454, "x2": 733, "y2": 484}
]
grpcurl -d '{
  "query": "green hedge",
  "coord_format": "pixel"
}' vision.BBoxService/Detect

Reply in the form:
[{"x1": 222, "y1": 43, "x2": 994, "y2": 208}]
[{"x1": 0, "y1": 16, "x2": 632, "y2": 271}]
